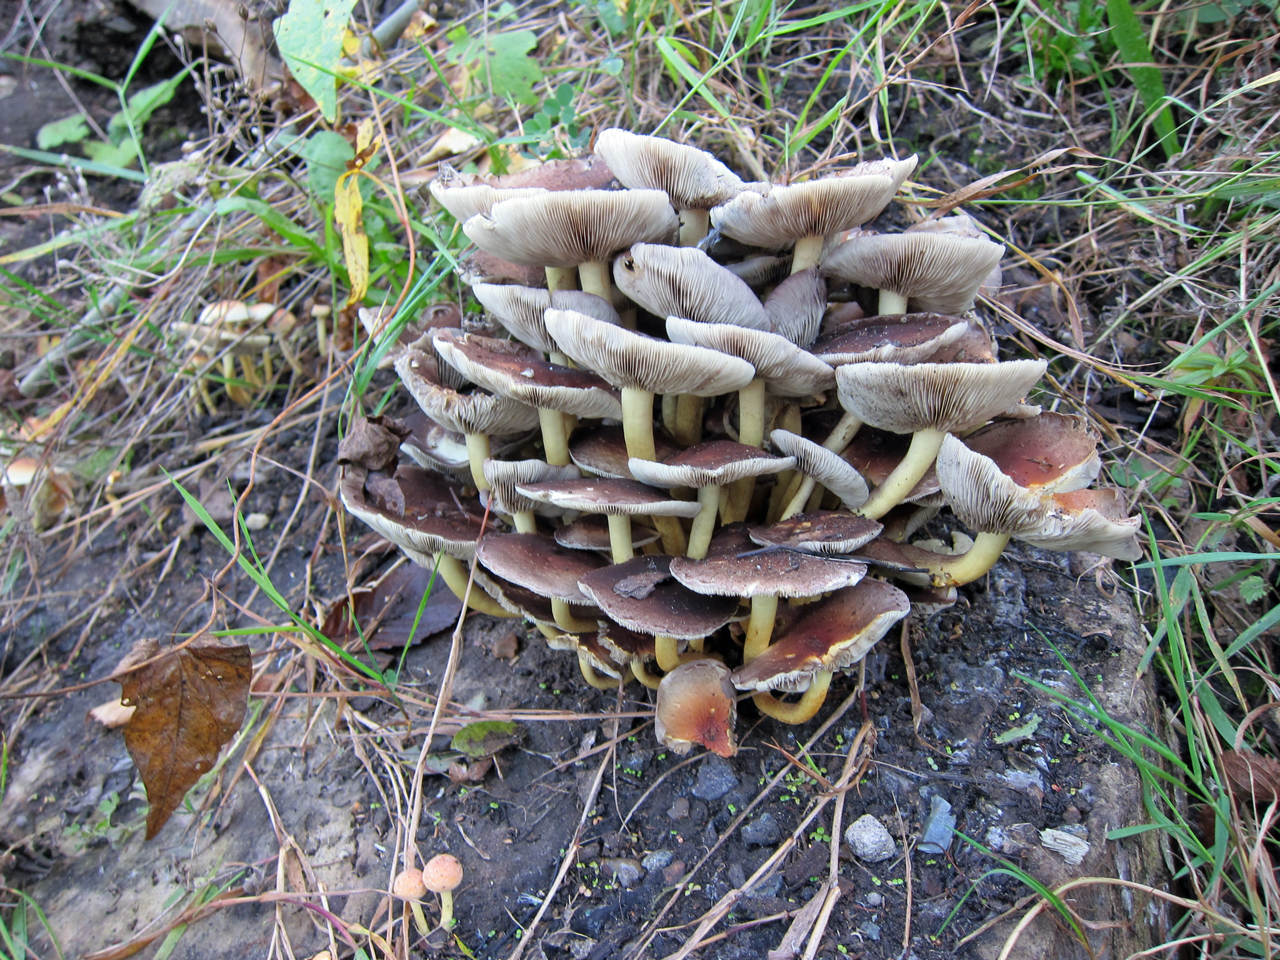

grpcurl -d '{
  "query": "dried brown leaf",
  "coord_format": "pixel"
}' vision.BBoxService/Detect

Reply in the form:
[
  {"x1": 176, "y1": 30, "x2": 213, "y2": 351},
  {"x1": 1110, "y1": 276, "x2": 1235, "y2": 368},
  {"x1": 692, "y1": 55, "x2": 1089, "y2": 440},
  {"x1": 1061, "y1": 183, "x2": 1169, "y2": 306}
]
[
  {"x1": 1221, "y1": 748, "x2": 1280, "y2": 806},
  {"x1": 337, "y1": 416, "x2": 410, "y2": 471},
  {"x1": 114, "y1": 637, "x2": 252, "y2": 839}
]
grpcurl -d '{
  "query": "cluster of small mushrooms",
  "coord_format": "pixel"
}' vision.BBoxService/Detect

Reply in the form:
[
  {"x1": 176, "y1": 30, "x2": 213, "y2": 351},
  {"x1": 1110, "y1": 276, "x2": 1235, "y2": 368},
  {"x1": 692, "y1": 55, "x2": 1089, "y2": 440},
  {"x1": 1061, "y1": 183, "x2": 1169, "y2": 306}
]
[{"x1": 339, "y1": 129, "x2": 1142, "y2": 758}]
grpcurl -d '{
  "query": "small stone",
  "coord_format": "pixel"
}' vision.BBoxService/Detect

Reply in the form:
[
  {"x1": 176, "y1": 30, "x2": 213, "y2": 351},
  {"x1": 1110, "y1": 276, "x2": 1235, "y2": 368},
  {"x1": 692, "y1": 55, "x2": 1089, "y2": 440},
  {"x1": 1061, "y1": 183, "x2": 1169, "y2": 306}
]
[
  {"x1": 244, "y1": 512, "x2": 270, "y2": 531},
  {"x1": 919, "y1": 795, "x2": 957, "y2": 854},
  {"x1": 667, "y1": 796, "x2": 690, "y2": 821},
  {"x1": 844, "y1": 815, "x2": 896, "y2": 862},
  {"x1": 726, "y1": 863, "x2": 746, "y2": 889},
  {"x1": 642, "y1": 850, "x2": 674, "y2": 872},
  {"x1": 599, "y1": 857, "x2": 644, "y2": 887},
  {"x1": 859, "y1": 921, "x2": 881, "y2": 941},
  {"x1": 742, "y1": 813, "x2": 781, "y2": 846},
  {"x1": 663, "y1": 860, "x2": 686, "y2": 883},
  {"x1": 864, "y1": 891, "x2": 883, "y2": 907},
  {"x1": 692, "y1": 756, "x2": 739, "y2": 801}
]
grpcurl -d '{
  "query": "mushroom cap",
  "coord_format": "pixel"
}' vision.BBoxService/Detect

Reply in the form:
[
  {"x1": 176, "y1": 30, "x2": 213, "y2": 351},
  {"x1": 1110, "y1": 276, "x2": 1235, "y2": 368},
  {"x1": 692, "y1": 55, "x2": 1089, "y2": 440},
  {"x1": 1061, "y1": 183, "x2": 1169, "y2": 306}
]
[
  {"x1": 483, "y1": 459, "x2": 582, "y2": 517},
  {"x1": 577, "y1": 555, "x2": 739, "y2": 639},
  {"x1": 555, "y1": 515, "x2": 661, "y2": 553},
  {"x1": 429, "y1": 180, "x2": 549, "y2": 224},
  {"x1": 613, "y1": 243, "x2": 770, "y2": 330},
  {"x1": 392, "y1": 868, "x2": 428, "y2": 900},
  {"x1": 725, "y1": 255, "x2": 792, "y2": 289},
  {"x1": 731, "y1": 579, "x2": 910, "y2": 692},
  {"x1": 762, "y1": 267, "x2": 828, "y2": 347},
  {"x1": 472, "y1": 283, "x2": 620, "y2": 355},
  {"x1": 628, "y1": 440, "x2": 796, "y2": 488},
  {"x1": 769, "y1": 429, "x2": 870, "y2": 510},
  {"x1": 821, "y1": 231, "x2": 1005, "y2": 315},
  {"x1": 432, "y1": 329, "x2": 623, "y2": 419},
  {"x1": 835, "y1": 359, "x2": 1047, "y2": 435},
  {"x1": 670, "y1": 524, "x2": 867, "y2": 598},
  {"x1": 458, "y1": 249, "x2": 548, "y2": 288},
  {"x1": 544, "y1": 309, "x2": 756, "y2": 397},
  {"x1": 396, "y1": 347, "x2": 542, "y2": 435},
  {"x1": 655, "y1": 659, "x2": 738, "y2": 758},
  {"x1": 340, "y1": 465, "x2": 486, "y2": 560},
  {"x1": 666, "y1": 316, "x2": 835, "y2": 397},
  {"x1": 475, "y1": 533, "x2": 607, "y2": 605},
  {"x1": 848, "y1": 538, "x2": 937, "y2": 586},
  {"x1": 422, "y1": 854, "x2": 464, "y2": 893},
  {"x1": 595, "y1": 128, "x2": 746, "y2": 210},
  {"x1": 959, "y1": 413, "x2": 1101, "y2": 493},
  {"x1": 515, "y1": 478, "x2": 705, "y2": 517},
  {"x1": 569, "y1": 423, "x2": 681, "y2": 480},
  {"x1": 597, "y1": 619, "x2": 658, "y2": 665},
  {"x1": 811, "y1": 314, "x2": 970, "y2": 366},
  {"x1": 1020, "y1": 489, "x2": 1142, "y2": 560},
  {"x1": 748, "y1": 512, "x2": 883, "y2": 555},
  {"x1": 840, "y1": 428, "x2": 941, "y2": 503},
  {"x1": 462, "y1": 190, "x2": 678, "y2": 267},
  {"x1": 399, "y1": 411, "x2": 510, "y2": 483},
  {"x1": 711, "y1": 156, "x2": 918, "y2": 247},
  {"x1": 427, "y1": 157, "x2": 616, "y2": 222}
]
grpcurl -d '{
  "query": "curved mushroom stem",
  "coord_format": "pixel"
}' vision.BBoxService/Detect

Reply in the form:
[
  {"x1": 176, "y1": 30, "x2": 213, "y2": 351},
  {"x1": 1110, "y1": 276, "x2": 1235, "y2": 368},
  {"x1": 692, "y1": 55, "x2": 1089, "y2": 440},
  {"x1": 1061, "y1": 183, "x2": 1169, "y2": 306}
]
[
  {"x1": 408, "y1": 900, "x2": 430, "y2": 935},
  {"x1": 437, "y1": 890, "x2": 455, "y2": 930},
  {"x1": 539, "y1": 406, "x2": 570, "y2": 466},
  {"x1": 724, "y1": 378, "x2": 768, "y2": 524},
  {"x1": 552, "y1": 598, "x2": 597, "y2": 634},
  {"x1": 752, "y1": 671, "x2": 833, "y2": 724},
  {"x1": 512, "y1": 511, "x2": 538, "y2": 534},
  {"x1": 674, "y1": 394, "x2": 703, "y2": 447},
  {"x1": 464, "y1": 432, "x2": 491, "y2": 491},
  {"x1": 434, "y1": 554, "x2": 515, "y2": 618},
  {"x1": 858, "y1": 427, "x2": 946, "y2": 520},
  {"x1": 678, "y1": 208, "x2": 710, "y2": 247},
  {"x1": 546, "y1": 266, "x2": 577, "y2": 292},
  {"x1": 622, "y1": 386, "x2": 687, "y2": 555},
  {"x1": 578, "y1": 650, "x2": 625, "y2": 690},
  {"x1": 656, "y1": 635, "x2": 682, "y2": 673},
  {"x1": 930, "y1": 531, "x2": 1011, "y2": 586},
  {"x1": 631, "y1": 658, "x2": 663, "y2": 689},
  {"x1": 607, "y1": 514, "x2": 634, "y2": 564},
  {"x1": 686, "y1": 484, "x2": 721, "y2": 560},
  {"x1": 792, "y1": 234, "x2": 825, "y2": 274},
  {"x1": 578, "y1": 261, "x2": 612, "y2": 302},
  {"x1": 878, "y1": 289, "x2": 908, "y2": 315},
  {"x1": 804, "y1": 482, "x2": 827, "y2": 514},
  {"x1": 743, "y1": 594, "x2": 779, "y2": 663}
]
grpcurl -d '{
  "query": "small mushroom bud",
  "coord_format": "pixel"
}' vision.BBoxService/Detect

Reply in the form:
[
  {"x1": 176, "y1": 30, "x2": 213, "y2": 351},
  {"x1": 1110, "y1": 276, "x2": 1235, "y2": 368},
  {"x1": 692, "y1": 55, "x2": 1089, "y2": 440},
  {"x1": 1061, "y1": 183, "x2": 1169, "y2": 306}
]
[
  {"x1": 392, "y1": 868, "x2": 430, "y2": 935},
  {"x1": 422, "y1": 853, "x2": 463, "y2": 930}
]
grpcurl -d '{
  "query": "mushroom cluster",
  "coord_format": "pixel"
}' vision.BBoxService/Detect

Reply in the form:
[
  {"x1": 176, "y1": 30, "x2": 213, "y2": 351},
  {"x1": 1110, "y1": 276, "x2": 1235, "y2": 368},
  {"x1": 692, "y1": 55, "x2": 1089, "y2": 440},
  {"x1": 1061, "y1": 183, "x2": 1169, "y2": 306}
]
[{"x1": 340, "y1": 131, "x2": 1141, "y2": 756}]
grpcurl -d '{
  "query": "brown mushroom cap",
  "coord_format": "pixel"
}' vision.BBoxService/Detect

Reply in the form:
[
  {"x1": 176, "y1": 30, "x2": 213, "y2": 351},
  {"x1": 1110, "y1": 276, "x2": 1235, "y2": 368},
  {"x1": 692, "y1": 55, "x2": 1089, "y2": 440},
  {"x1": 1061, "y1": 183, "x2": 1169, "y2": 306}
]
[
  {"x1": 544, "y1": 308, "x2": 756, "y2": 397},
  {"x1": 393, "y1": 868, "x2": 428, "y2": 900},
  {"x1": 835, "y1": 359, "x2": 1047, "y2": 435},
  {"x1": 396, "y1": 347, "x2": 542, "y2": 436},
  {"x1": 731, "y1": 579, "x2": 910, "y2": 692},
  {"x1": 711, "y1": 157, "x2": 918, "y2": 247},
  {"x1": 595, "y1": 129, "x2": 745, "y2": 210},
  {"x1": 959, "y1": 413, "x2": 1101, "y2": 493},
  {"x1": 577, "y1": 555, "x2": 739, "y2": 639},
  {"x1": 840, "y1": 428, "x2": 941, "y2": 503},
  {"x1": 670, "y1": 523, "x2": 867, "y2": 598},
  {"x1": 556, "y1": 514, "x2": 661, "y2": 553},
  {"x1": 422, "y1": 854, "x2": 463, "y2": 893},
  {"x1": 569, "y1": 424, "x2": 680, "y2": 479},
  {"x1": 665, "y1": 317, "x2": 835, "y2": 397},
  {"x1": 655, "y1": 659, "x2": 739, "y2": 758},
  {"x1": 472, "y1": 284, "x2": 620, "y2": 356},
  {"x1": 811, "y1": 314, "x2": 970, "y2": 366},
  {"x1": 613, "y1": 244, "x2": 770, "y2": 330},
  {"x1": 340, "y1": 465, "x2": 486, "y2": 560},
  {"x1": 462, "y1": 190, "x2": 678, "y2": 268},
  {"x1": 597, "y1": 619, "x2": 658, "y2": 665},
  {"x1": 514, "y1": 478, "x2": 705, "y2": 518},
  {"x1": 475, "y1": 533, "x2": 607, "y2": 605},
  {"x1": 749, "y1": 512, "x2": 883, "y2": 555},
  {"x1": 628, "y1": 440, "x2": 796, "y2": 489}
]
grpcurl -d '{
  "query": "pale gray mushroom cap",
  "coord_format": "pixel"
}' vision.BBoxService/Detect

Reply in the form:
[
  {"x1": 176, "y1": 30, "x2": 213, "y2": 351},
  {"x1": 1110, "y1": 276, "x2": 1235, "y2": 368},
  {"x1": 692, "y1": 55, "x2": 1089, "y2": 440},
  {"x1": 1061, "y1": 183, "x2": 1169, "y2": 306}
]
[
  {"x1": 515, "y1": 478, "x2": 705, "y2": 517},
  {"x1": 483, "y1": 459, "x2": 581, "y2": 517},
  {"x1": 907, "y1": 213, "x2": 1002, "y2": 296},
  {"x1": 628, "y1": 440, "x2": 795, "y2": 489},
  {"x1": 432, "y1": 330, "x2": 623, "y2": 419},
  {"x1": 595, "y1": 128, "x2": 746, "y2": 210},
  {"x1": 655, "y1": 659, "x2": 738, "y2": 759},
  {"x1": 429, "y1": 180, "x2": 548, "y2": 224},
  {"x1": 395, "y1": 347, "x2": 541, "y2": 435},
  {"x1": 769, "y1": 429, "x2": 870, "y2": 510},
  {"x1": 822, "y1": 231, "x2": 1005, "y2": 315},
  {"x1": 835, "y1": 359, "x2": 1047, "y2": 435},
  {"x1": 725, "y1": 256, "x2": 792, "y2": 288},
  {"x1": 763, "y1": 267, "x2": 827, "y2": 346},
  {"x1": 711, "y1": 156, "x2": 918, "y2": 248},
  {"x1": 472, "y1": 283, "x2": 620, "y2": 355},
  {"x1": 544, "y1": 308, "x2": 756, "y2": 396},
  {"x1": 613, "y1": 244, "x2": 770, "y2": 330},
  {"x1": 462, "y1": 189, "x2": 678, "y2": 267},
  {"x1": 1021, "y1": 489, "x2": 1142, "y2": 560},
  {"x1": 340, "y1": 465, "x2": 486, "y2": 561},
  {"x1": 666, "y1": 316, "x2": 834, "y2": 397}
]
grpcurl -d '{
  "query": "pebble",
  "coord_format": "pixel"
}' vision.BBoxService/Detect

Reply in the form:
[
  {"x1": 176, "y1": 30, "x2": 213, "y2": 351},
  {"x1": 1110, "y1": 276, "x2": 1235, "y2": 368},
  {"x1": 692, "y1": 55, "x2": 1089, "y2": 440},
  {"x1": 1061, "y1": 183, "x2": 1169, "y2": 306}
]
[
  {"x1": 859, "y1": 921, "x2": 881, "y2": 941},
  {"x1": 919, "y1": 795, "x2": 957, "y2": 854},
  {"x1": 667, "y1": 796, "x2": 689, "y2": 821},
  {"x1": 742, "y1": 813, "x2": 780, "y2": 846},
  {"x1": 864, "y1": 891, "x2": 883, "y2": 907},
  {"x1": 692, "y1": 756, "x2": 739, "y2": 801},
  {"x1": 599, "y1": 857, "x2": 644, "y2": 887},
  {"x1": 244, "y1": 512, "x2": 270, "y2": 531},
  {"x1": 642, "y1": 850, "x2": 674, "y2": 872},
  {"x1": 663, "y1": 860, "x2": 686, "y2": 883},
  {"x1": 844, "y1": 814, "x2": 896, "y2": 862}
]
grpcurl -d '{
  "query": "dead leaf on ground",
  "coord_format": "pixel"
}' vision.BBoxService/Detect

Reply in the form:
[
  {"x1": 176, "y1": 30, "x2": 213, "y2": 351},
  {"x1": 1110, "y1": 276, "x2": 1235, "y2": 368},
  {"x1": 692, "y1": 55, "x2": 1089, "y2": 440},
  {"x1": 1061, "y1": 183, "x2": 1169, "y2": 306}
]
[
  {"x1": 448, "y1": 757, "x2": 493, "y2": 784},
  {"x1": 319, "y1": 563, "x2": 462, "y2": 649},
  {"x1": 113, "y1": 637, "x2": 252, "y2": 839},
  {"x1": 88, "y1": 698, "x2": 136, "y2": 729},
  {"x1": 1222, "y1": 748, "x2": 1280, "y2": 806}
]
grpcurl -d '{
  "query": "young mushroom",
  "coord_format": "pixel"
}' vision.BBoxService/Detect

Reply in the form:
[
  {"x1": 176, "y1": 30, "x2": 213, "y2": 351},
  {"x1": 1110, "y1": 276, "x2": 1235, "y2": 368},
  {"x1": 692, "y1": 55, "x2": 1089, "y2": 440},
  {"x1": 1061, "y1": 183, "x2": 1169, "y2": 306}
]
[
  {"x1": 422, "y1": 853, "x2": 463, "y2": 930},
  {"x1": 392, "y1": 868, "x2": 430, "y2": 935},
  {"x1": 655, "y1": 659, "x2": 739, "y2": 757}
]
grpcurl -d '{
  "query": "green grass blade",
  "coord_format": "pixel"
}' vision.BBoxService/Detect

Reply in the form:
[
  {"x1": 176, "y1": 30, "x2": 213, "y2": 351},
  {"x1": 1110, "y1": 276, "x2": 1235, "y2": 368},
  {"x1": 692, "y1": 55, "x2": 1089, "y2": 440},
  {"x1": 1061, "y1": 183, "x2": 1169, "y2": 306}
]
[{"x1": 1106, "y1": 0, "x2": 1179, "y2": 159}]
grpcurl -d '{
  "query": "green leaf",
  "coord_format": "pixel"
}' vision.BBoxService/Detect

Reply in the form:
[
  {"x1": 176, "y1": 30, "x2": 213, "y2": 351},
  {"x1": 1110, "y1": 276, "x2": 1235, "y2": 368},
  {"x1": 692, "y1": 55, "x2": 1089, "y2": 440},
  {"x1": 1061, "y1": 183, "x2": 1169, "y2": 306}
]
[
  {"x1": 84, "y1": 138, "x2": 139, "y2": 169},
  {"x1": 450, "y1": 720, "x2": 523, "y2": 759},
  {"x1": 109, "y1": 75, "x2": 184, "y2": 145},
  {"x1": 36, "y1": 114, "x2": 91, "y2": 151},
  {"x1": 301, "y1": 130, "x2": 355, "y2": 200},
  {"x1": 447, "y1": 26, "x2": 543, "y2": 105},
  {"x1": 994, "y1": 713, "x2": 1042, "y2": 745},
  {"x1": 274, "y1": 0, "x2": 357, "y2": 122},
  {"x1": 1106, "y1": 0, "x2": 1179, "y2": 159},
  {"x1": 1240, "y1": 575, "x2": 1268, "y2": 604}
]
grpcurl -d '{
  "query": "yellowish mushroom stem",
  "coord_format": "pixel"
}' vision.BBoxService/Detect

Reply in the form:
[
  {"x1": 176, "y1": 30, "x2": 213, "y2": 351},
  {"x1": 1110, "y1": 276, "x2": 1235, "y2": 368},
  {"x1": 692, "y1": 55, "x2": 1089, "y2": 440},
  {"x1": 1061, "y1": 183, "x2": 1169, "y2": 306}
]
[
  {"x1": 434, "y1": 554, "x2": 515, "y2": 618},
  {"x1": 929, "y1": 532, "x2": 1012, "y2": 586},
  {"x1": 437, "y1": 889, "x2": 455, "y2": 930},
  {"x1": 724, "y1": 378, "x2": 768, "y2": 523},
  {"x1": 656, "y1": 635, "x2": 681, "y2": 673},
  {"x1": 878, "y1": 289, "x2": 908, "y2": 315},
  {"x1": 622, "y1": 387, "x2": 687, "y2": 555},
  {"x1": 674, "y1": 394, "x2": 703, "y2": 446},
  {"x1": 858, "y1": 427, "x2": 946, "y2": 520},
  {"x1": 743, "y1": 594, "x2": 779, "y2": 663},
  {"x1": 539, "y1": 406, "x2": 570, "y2": 467},
  {"x1": 578, "y1": 650, "x2": 624, "y2": 690},
  {"x1": 662, "y1": 394, "x2": 679, "y2": 436},
  {"x1": 552, "y1": 597, "x2": 597, "y2": 634},
  {"x1": 578, "y1": 261, "x2": 612, "y2": 302},
  {"x1": 631, "y1": 658, "x2": 663, "y2": 689},
  {"x1": 753, "y1": 671, "x2": 833, "y2": 724},
  {"x1": 408, "y1": 900, "x2": 430, "y2": 935},
  {"x1": 607, "y1": 514, "x2": 634, "y2": 564},
  {"x1": 792, "y1": 234, "x2": 825, "y2": 273},
  {"x1": 686, "y1": 485, "x2": 721, "y2": 561},
  {"x1": 512, "y1": 511, "x2": 538, "y2": 534},
  {"x1": 546, "y1": 266, "x2": 577, "y2": 291},
  {"x1": 678, "y1": 208, "x2": 710, "y2": 247},
  {"x1": 464, "y1": 433, "x2": 491, "y2": 491}
]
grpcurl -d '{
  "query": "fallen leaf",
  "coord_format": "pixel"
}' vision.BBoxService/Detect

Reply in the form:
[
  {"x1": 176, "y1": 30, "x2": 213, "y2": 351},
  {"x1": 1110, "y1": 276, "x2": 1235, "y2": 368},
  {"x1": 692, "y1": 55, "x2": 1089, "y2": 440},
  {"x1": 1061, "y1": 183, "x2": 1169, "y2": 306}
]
[
  {"x1": 614, "y1": 570, "x2": 668, "y2": 599},
  {"x1": 113, "y1": 637, "x2": 252, "y2": 839},
  {"x1": 88, "y1": 698, "x2": 136, "y2": 729},
  {"x1": 274, "y1": 0, "x2": 357, "y2": 121},
  {"x1": 319, "y1": 563, "x2": 462, "y2": 649},
  {"x1": 337, "y1": 416, "x2": 409, "y2": 471},
  {"x1": 450, "y1": 720, "x2": 523, "y2": 759},
  {"x1": 1222, "y1": 748, "x2": 1280, "y2": 806},
  {"x1": 448, "y1": 757, "x2": 493, "y2": 784}
]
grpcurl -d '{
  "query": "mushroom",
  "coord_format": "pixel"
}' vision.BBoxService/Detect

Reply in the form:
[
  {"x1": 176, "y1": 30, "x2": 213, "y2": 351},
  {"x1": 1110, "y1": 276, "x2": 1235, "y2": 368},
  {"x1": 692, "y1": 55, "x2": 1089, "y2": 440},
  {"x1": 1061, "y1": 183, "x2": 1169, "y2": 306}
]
[
  {"x1": 471, "y1": 283, "x2": 620, "y2": 367},
  {"x1": 392, "y1": 868, "x2": 430, "y2": 935},
  {"x1": 655, "y1": 659, "x2": 739, "y2": 757},
  {"x1": 422, "y1": 853, "x2": 463, "y2": 930},
  {"x1": 613, "y1": 244, "x2": 771, "y2": 330},
  {"x1": 482, "y1": 459, "x2": 581, "y2": 534},
  {"x1": 475, "y1": 533, "x2": 607, "y2": 634},
  {"x1": 770, "y1": 428, "x2": 871, "y2": 520}
]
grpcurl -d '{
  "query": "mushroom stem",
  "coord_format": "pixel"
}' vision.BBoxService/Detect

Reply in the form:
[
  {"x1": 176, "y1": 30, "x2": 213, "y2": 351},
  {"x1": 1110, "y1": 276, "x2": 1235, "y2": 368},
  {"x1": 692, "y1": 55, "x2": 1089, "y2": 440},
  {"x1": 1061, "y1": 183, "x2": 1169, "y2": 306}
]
[
  {"x1": 752, "y1": 670, "x2": 833, "y2": 724},
  {"x1": 743, "y1": 594, "x2": 779, "y2": 663},
  {"x1": 930, "y1": 532, "x2": 1011, "y2": 586},
  {"x1": 438, "y1": 889, "x2": 455, "y2": 930},
  {"x1": 631, "y1": 658, "x2": 663, "y2": 689},
  {"x1": 804, "y1": 482, "x2": 826, "y2": 513},
  {"x1": 578, "y1": 650, "x2": 624, "y2": 689},
  {"x1": 512, "y1": 511, "x2": 538, "y2": 534},
  {"x1": 678, "y1": 208, "x2": 710, "y2": 247},
  {"x1": 674, "y1": 394, "x2": 703, "y2": 446},
  {"x1": 792, "y1": 234, "x2": 825, "y2": 273},
  {"x1": 858, "y1": 427, "x2": 946, "y2": 520},
  {"x1": 686, "y1": 484, "x2": 722, "y2": 561},
  {"x1": 464, "y1": 433, "x2": 491, "y2": 491},
  {"x1": 878, "y1": 289, "x2": 908, "y2": 315},
  {"x1": 662, "y1": 394, "x2": 679, "y2": 436},
  {"x1": 723, "y1": 378, "x2": 768, "y2": 523},
  {"x1": 577, "y1": 261, "x2": 612, "y2": 302},
  {"x1": 434, "y1": 553, "x2": 515, "y2": 618},
  {"x1": 409, "y1": 900, "x2": 430, "y2": 935},
  {"x1": 545, "y1": 266, "x2": 577, "y2": 291},
  {"x1": 622, "y1": 386, "x2": 687, "y2": 555},
  {"x1": 552, "y1": 598, "x2": 597, "y2": 634},
  {"x1": 607, "y1": 513, "x2": 634, "y2": 564},
  {"x1": 656, "y1": 635, "x2": 681, "y2": 673},
  {"x1": 538, "y1": 406, "x2": 571, "y2": 466}
]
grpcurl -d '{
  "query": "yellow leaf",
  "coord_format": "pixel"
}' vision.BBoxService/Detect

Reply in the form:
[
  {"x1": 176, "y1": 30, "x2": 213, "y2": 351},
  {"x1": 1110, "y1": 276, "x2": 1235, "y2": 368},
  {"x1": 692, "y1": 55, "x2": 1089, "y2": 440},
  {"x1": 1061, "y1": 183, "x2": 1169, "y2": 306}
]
[
  {"x1": 335, "y1": 170, "x2": 368, "y2": 308},
  {"x1": 355, "y1": 117, "x2": 376, "y2": 155}
]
